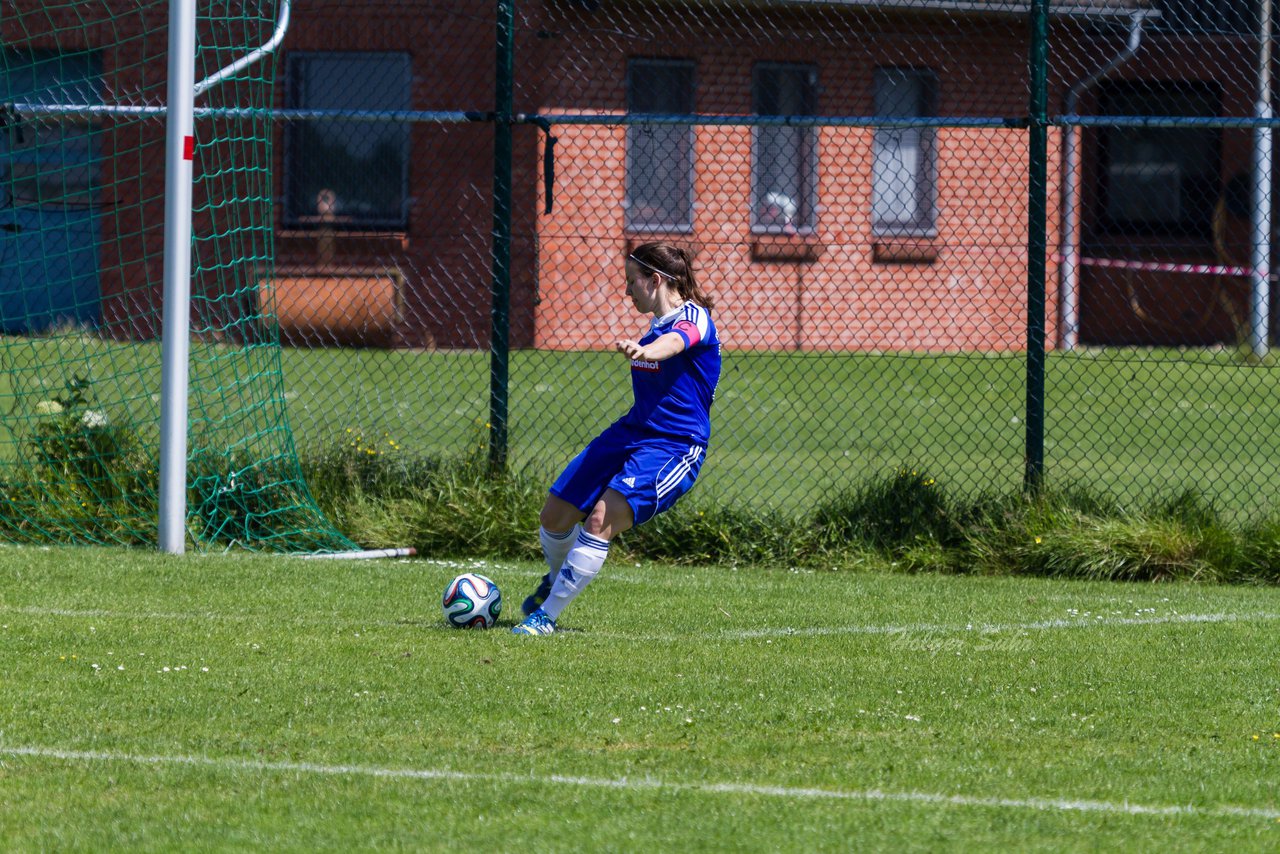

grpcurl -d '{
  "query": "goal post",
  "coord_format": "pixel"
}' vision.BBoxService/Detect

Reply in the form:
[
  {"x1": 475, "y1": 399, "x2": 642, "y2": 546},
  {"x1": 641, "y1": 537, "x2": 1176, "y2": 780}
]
[
  {"x1": 158, "y1": 0, "x2": 197, "y2": 555},
  {"x1": 0, "y1": 0, "x2": 355, "y2": 554}
]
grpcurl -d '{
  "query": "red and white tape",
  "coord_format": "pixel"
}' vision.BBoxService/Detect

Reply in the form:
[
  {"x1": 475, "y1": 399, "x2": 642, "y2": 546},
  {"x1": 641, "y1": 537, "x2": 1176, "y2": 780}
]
[{"x1": 1075, "y1": 256, "x2": 1261, "y2": 278}]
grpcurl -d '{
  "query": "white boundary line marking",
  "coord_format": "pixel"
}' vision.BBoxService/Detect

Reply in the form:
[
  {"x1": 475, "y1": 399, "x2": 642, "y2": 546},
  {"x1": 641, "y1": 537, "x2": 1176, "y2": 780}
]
[
  {"x1": 3, "y1": 744, "x2": 1277, "y2": 821},
  {"x1": 724, "y1": 610, "x2": 1280, "y2": 639},
  {"x1": 3, "y1": 603, "x2": 1279, "y2": 642}
]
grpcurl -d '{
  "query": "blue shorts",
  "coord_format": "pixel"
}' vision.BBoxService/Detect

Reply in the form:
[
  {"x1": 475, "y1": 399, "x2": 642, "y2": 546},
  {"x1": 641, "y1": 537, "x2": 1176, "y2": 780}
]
[{"x1": 549, "y1": 423, "x2": 706, "y2": 526}]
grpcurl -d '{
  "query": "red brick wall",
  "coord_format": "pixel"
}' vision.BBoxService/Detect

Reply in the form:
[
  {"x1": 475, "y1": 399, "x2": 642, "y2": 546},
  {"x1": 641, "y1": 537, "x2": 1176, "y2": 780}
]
[
  {"x1": 4, "y1": 2, "x2": 1262, "y2": 351},
  {"x1": 527, "y1": 6, "x2": 1060, "y2": 352}
]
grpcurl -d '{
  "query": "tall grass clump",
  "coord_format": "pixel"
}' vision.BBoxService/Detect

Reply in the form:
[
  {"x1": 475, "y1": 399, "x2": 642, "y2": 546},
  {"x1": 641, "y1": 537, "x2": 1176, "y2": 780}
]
[
  {"x1": 620, "y1": 501, "x2": 824, "y2": 567},
  {"x1": 301, "y1": 443, "x2": 1280, "y2": 585},
  {"x1": 299, "y1": 432, "x2": 545, "y2": 559},
  {"x1": 958, "y1": 485, "x2": 1245, "y2": 582},
  {"x1": 1238, "y1": 511, "x2": 1280, "y2": 579},
  {"x1": 812, "y1": 466, "x2": 955, "y2": 552},
  {"x1": 0, "y1": 375, "x2": 156, "y2": 545}
]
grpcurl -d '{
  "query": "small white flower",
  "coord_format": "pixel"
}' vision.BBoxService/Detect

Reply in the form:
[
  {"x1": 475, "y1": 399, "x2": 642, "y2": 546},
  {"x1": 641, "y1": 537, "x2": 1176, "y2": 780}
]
[
  {"x1": 34, "y1": 400, "x2": 64, "y2": 416},
  {"x1": 611, "y1": 718, "x2": 621, "y2": 724},
  {"x1": 80, "y1": 409, "x2": 108, "y2": 428}
]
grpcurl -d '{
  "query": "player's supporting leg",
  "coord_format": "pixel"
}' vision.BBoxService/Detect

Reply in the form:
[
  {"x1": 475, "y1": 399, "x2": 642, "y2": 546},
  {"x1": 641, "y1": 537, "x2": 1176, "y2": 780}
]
[
  {"x1": 514, "y1": 489, "x2": 632, "y2": 635},
  {"x1": 540, "y1": 528, "x2": 610, "y2": 621},
  {"x1": 522, "y1": 494, "x2": 586, "y2": 617},
  {"x1": 525, "y1": 523, "x2": 580, "y2": 615}
]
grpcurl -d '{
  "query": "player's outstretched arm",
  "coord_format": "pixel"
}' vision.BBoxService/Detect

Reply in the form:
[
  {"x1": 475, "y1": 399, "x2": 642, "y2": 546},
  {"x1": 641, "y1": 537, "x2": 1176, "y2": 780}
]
[{"x1": 615, "y1": 332, "x2": 687, "y2": 362}]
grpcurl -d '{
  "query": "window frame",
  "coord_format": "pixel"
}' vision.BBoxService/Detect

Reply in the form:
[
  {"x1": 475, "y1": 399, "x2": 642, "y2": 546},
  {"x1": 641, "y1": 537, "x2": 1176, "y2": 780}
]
[
  {"x1": 751, "y1": 62, "x2": 819, "y2": 235},
  {"x1": 871, "y1": 66, "x2": 938, "y2": 239},
  {"x1": 1094, "y1": 79, "x2": 1221, "y2": 240},
  {"x1": 281, "y1": 50, "x2": 412, "y2": 232},
  {"x1": 624, "y1": 57, "x2": 696, "y2": 234}
]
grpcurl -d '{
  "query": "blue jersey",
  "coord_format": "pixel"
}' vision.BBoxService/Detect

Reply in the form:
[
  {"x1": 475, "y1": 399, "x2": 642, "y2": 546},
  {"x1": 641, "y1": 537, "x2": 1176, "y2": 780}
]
[{"x1": 617, "y1": 302, "x2": 720, "y2": 445}]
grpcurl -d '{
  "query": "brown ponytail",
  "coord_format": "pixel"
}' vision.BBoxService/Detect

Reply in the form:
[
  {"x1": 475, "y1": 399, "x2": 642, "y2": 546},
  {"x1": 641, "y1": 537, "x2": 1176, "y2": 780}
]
[{"x1": 628, "y1": 242, "x2": 714, "y2": 310}]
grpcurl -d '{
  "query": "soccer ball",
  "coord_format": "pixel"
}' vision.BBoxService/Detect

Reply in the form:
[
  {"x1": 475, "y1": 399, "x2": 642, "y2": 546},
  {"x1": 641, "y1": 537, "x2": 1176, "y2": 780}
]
[{"x1": 442, "y1": 573, "x2": 502, "y2": 629}]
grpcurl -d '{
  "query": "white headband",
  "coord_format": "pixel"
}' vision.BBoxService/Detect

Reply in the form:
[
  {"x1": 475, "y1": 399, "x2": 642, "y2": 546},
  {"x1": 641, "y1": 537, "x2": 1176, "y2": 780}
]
[{"x1": 628, "y1": 254, "x2": 676, "y2": 280}]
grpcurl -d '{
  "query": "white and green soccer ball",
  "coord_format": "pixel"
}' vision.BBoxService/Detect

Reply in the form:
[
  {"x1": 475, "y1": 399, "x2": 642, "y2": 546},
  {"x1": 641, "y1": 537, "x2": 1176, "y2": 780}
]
[{"x1": 442, "y1": 573, "x2": 502, "y2": 629}]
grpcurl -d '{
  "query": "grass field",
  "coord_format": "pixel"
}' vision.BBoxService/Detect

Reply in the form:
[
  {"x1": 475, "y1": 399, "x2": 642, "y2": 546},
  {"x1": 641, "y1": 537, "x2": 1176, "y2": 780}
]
[
  {"x1": 3, "y1": 545, "x2": 1280, "y2": 850},
  {"x1": 248, "y1": 344, "x2": 1280, "y2": 517},
  {"x1": 5, "y1": 337, "x2": 1280, "y2": 517}
]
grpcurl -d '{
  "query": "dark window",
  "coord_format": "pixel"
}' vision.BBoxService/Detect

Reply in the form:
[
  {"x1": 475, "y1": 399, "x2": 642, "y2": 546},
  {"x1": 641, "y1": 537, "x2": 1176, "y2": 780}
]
[
  {"x1": 1097, "y1": 81, "x2": 1220, "y2": 239},
  {"x1": 284, "y1": 52, "x2": 410, "y2": 230},
  {"x1": 752, "y1": 63, "x2": 818, "y2": 234},
  {"x1": 1, "y1": 50, "x2": 101, "y2": 211},
  {"x1": 1154, "y1": 0, "x2": 1255, "y2": 35},
  {"x1": 626, "y1": 58, "x2": 695, "y2": 232},
  {"x1": 872, "y1": 67, "x2": 937, "y2": 236}
]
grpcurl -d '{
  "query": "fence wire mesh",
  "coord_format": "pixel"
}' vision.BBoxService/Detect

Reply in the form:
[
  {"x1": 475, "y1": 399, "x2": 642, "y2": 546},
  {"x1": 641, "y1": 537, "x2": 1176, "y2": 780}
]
[
  {"x1": 6, "y1": 0, "x2": 1280, "y2": 528},
  {"x1": 1048, "y1": 3, "x2": 1280, "y2": 515},
  {"x1": 269, "y1": 0, "x2": 1280, "y2": 518}
]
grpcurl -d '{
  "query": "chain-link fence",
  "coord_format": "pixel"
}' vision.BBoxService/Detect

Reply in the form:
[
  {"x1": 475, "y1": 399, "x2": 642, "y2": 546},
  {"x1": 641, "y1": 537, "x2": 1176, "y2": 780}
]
[
  {"x1": 264, "y1": 0, "x2": 1280, "y2": 518},
  {"x1": 8, "y1": 0, "x2": 1274, "y2": 521}
]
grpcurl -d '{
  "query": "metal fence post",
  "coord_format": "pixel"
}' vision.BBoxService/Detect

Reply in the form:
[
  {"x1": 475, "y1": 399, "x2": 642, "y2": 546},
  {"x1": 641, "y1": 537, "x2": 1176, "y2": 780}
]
[
  {"x1": 490, "y1": 0, "x2": 514, "y2": 472},
  {"x1": 1252, "y1": 0, "x2": 1273, "y2": 360},
  {"x1": 1025, "y1": 0, "x2": 1049, "y2": 492}
]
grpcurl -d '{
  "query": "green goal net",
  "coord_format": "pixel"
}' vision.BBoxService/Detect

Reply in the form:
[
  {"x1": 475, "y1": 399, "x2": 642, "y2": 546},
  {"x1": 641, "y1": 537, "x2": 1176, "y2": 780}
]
[{"x1": 0, "y1": 1, "x2": 354, "y2": 552}]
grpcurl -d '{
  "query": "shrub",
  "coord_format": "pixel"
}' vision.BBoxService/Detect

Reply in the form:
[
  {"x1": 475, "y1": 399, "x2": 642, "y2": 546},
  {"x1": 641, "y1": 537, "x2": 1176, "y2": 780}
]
[
  {"x1": 299, "y1": 437, "x2": 545, "y2": 558},
  {"x1": 812, "y1": 466, "x2": 953, "y2": 551},
  {"x1": 620, "y1": 501, "x2": 817, "y2": 567}
]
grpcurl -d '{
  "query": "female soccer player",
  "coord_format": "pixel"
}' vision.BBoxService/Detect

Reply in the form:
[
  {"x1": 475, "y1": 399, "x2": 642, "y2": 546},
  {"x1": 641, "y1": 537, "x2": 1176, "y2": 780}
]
[{"x1": 512, "y1": 242, "x2": 721, "y2": 635}]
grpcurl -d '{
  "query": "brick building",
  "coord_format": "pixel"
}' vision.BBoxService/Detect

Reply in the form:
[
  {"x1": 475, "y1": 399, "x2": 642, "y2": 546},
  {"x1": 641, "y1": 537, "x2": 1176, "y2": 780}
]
[{"x1": 0, "y1": 0, "x2": 1267, "y2": 350}]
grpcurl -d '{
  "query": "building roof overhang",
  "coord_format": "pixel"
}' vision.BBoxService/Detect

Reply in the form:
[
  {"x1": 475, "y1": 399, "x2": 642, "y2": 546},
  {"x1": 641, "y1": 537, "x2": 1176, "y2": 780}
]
[{"x1": 769, "y1": 0, "x2": 1155, "y2": 18}]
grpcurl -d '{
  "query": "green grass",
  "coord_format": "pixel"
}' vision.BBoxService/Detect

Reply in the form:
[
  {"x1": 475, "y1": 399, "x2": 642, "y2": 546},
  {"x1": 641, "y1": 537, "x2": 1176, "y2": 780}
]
[
  {"x1": 7, "y1": 337, "x2": 1280, "y2": 517},
  {"x1": 279, "y1": 346, "x2": 1280, "y2": 516},
  {"x1": 2, "y1": 546, "x2": 1280, "y2": 849},
  {"x1": 285, "y1": 346, "x2": 1280, "y2": 516}
]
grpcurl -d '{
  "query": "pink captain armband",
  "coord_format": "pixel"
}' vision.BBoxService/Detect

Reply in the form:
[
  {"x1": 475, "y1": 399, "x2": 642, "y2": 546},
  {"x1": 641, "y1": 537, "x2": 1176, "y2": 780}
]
[{"x1": 673, "y1": 319, "x2": 701, "y2": 347}]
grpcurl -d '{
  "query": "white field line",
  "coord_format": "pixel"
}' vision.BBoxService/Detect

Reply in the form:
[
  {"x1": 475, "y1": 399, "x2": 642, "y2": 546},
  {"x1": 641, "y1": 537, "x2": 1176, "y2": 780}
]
[
  {"x1": 2, "y1": 744, "x2": 1277, "y2": 821},
  {"x1": 724, "y1": 610, "x2": 1280, "y2": 640},
  {"x1": 2, "y1": 603, "x2": 1279, "y2": 642}
]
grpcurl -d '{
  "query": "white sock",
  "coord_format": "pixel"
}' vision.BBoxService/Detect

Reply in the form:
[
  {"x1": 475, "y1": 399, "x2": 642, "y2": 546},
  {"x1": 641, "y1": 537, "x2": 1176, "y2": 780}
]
[
  {"x1": 540, "y1": 529, "x2": 610, "y2": 621},
  {"x1": 539, "y1": 524, "x2": 579, "y2": 578}
]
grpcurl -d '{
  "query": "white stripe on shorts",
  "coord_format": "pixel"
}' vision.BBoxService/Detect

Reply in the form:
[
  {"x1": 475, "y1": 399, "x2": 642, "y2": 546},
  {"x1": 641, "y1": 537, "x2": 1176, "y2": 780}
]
[{"x1": 656, "y1": 445, "x2": 702, "y2": 500}]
